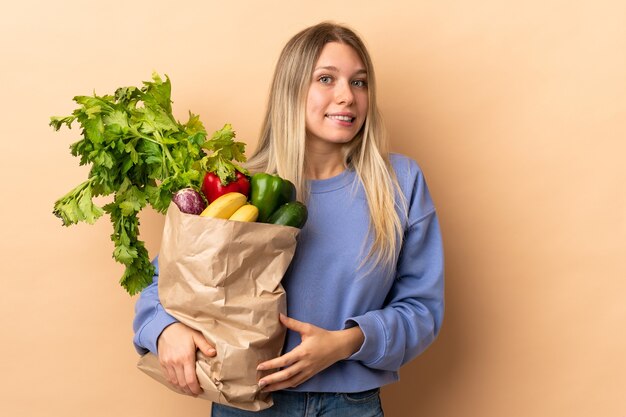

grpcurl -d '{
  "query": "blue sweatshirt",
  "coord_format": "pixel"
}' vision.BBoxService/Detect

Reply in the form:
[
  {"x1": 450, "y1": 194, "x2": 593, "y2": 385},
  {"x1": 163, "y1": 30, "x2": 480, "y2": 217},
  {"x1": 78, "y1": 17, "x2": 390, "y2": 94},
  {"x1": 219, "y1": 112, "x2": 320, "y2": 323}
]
[{"x1": 133, "y1": 153, "x2": 444, "y2": 393}]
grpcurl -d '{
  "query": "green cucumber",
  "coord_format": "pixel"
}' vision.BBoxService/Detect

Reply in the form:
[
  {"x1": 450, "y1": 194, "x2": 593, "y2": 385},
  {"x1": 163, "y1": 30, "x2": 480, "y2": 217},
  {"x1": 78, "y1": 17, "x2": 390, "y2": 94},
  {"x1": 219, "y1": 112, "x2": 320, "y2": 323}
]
[{"x1": 267, "y1": 201, "x2": 308, "y2": 229}]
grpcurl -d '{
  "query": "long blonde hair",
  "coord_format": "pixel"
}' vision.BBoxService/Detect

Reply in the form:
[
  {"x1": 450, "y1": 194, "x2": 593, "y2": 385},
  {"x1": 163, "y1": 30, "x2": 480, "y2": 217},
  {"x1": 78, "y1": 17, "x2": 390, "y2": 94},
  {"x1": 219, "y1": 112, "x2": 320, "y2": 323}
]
[{"x1": 246, "y1": 22, "x2": 407, "y2": 269}]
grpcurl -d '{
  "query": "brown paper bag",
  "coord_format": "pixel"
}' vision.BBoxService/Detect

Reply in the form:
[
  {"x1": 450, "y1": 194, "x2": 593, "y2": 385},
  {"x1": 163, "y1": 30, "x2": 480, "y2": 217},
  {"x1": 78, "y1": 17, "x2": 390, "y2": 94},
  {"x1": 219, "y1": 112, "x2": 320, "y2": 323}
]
[{"x1": 137, "y1": 202, "x2": 299, "y2": 411}]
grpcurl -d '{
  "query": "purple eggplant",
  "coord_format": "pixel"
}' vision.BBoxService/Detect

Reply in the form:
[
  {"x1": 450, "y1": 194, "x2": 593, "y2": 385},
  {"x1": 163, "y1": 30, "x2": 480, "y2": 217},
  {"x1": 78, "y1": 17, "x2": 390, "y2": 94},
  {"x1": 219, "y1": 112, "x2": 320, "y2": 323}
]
[{"x1": 172, "y1": 188, "x2": 207, "y2": 215}]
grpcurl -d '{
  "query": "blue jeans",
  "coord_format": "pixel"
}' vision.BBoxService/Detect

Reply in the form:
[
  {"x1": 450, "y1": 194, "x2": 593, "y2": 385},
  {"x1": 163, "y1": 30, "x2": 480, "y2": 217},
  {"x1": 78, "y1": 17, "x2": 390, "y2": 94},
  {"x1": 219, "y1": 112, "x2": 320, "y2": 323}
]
[{"x1": 211, "y1": 389, "x2": 384, "y2": 417}]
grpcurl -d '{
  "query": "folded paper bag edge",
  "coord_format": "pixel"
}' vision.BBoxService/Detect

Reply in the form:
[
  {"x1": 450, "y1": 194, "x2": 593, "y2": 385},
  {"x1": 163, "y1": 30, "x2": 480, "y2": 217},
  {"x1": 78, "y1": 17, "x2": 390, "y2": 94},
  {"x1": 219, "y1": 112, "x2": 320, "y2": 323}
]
[{"x1": 136, "y1": 352, "x2": 274, "y2": 411}]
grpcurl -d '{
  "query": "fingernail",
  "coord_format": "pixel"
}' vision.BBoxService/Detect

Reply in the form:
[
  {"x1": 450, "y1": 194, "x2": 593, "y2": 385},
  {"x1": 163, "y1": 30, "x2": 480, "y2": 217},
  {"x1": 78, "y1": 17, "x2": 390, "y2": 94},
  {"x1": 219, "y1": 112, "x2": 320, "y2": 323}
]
[
  {"x1": 258, "y1": 380, "x2": 267, "y2": 389},
  {"x1": 208, "y1": 349, "x2": 216, "y2": 355},
  {"x1": 257, "y1": 364, "x2": 265, "y2": 371}
]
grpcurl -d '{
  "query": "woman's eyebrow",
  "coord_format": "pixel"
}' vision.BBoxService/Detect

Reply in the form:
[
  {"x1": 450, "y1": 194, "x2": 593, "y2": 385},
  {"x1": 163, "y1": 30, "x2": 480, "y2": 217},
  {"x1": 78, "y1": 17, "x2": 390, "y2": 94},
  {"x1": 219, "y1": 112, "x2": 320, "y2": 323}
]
[{"x1": 314, "y1": 66, "x2": 367, "y2": 75}]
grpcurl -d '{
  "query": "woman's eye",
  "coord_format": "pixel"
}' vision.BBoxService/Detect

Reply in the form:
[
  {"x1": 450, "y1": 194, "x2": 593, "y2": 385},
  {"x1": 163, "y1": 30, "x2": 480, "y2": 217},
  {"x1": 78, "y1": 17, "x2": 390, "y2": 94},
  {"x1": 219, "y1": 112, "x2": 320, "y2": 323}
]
[
  {"x1": 319, "y1": 76, "x2": 332, "y2": 84},
  {"x1": 351, "y1": 79, "x2": 367, "y2": 88}
]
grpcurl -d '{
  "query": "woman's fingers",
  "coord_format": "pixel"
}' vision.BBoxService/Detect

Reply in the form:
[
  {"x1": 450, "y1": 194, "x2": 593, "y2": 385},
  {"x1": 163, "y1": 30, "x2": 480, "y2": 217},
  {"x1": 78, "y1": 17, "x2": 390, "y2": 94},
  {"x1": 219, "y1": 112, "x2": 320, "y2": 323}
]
[
  {"x1": 259, "y1": 367, "x2": 307, "y2": 392},
  {"x1": 163, "y1": 363, "x2": 179, "y2": 387},
  {"x1": 173, "y1": 365, "x2": 191, "y2": 394},
  {"x1": 257, "y1": 350, "x2": 298, "y2": 372},
  {"x1": 257, "y1": 346, "x2": 312, "y2": 391},
  {"x1": 161, "y1": 360, "x2": 201, "y2": 396},
  {"x1": 279, "y1": 314, "x2": 310, "y2": 334},
  {"x1": 183, "y1": 361, "x2": 203, "y2": 396},
  {"x1": 157, "y1": 323, "x2": 215, "y2": 395},
  {"x1": 193, "y1": 332, "x2": 217, "y2": 357}
]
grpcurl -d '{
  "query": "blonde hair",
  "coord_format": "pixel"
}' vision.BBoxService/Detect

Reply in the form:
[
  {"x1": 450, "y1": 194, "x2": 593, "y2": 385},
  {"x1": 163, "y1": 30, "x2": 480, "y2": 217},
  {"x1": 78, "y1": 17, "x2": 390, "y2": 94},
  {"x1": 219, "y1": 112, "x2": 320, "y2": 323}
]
[{"x1": 246, "y1": 22, "x2": 406, "y2": 269}]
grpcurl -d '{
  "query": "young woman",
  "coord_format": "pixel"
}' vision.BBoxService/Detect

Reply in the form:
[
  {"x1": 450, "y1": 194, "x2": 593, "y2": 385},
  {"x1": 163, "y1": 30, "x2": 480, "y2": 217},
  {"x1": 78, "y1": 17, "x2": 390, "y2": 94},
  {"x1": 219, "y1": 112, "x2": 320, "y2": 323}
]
[{"x1": 133, "y1": 22, "x2": 444, "y2": 417}]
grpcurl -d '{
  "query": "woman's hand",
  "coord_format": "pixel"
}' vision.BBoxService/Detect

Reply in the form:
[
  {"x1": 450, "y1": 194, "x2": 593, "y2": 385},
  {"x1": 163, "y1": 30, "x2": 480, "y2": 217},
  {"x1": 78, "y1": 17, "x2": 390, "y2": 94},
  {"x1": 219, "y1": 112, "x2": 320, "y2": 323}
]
[
  {"x1": 157, "y1": 322, "x2": 216, "y2": 396},
  {"x1": 256, "y1": 314, "x2": 364, "y2": 392}
]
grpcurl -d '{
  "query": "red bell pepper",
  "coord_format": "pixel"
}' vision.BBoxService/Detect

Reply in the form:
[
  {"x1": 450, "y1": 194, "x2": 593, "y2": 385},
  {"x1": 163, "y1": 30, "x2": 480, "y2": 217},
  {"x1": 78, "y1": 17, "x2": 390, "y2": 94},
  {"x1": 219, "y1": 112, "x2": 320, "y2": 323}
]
[{"x1": 201, "y1": 171, "x2": 250, "y2": 204}]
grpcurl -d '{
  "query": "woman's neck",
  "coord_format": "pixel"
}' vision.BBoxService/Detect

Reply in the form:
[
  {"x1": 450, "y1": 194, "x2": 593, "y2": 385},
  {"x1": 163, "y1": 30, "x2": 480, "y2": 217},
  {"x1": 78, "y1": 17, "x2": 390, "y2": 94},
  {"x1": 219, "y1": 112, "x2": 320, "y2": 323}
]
[{"x1": 304, "y1": 145, "x2": 346, "y2": 180}]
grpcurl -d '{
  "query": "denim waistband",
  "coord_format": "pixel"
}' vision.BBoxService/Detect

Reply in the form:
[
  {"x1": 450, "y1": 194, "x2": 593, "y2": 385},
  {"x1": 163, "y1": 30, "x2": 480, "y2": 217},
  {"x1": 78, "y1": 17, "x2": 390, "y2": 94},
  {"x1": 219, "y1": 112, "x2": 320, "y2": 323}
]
[{"x1": 211, "y1": 388, "x2": 383, "y2": 417}]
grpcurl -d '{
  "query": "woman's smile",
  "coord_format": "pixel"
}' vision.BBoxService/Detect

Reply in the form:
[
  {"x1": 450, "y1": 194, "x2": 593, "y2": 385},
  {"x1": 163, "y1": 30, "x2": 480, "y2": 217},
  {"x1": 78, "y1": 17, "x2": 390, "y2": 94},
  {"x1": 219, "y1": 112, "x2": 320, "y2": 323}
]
[{"x1": 325, "y1": 112, "x2": 356, "y2": 125}]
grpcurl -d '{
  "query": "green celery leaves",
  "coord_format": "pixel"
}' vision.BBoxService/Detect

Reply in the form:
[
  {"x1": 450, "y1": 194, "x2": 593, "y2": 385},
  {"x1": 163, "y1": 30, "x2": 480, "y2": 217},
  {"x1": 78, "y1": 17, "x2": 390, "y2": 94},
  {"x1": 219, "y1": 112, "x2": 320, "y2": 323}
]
[{"x1": 51, "y1": 72, "x2": 246, "y2": 295}]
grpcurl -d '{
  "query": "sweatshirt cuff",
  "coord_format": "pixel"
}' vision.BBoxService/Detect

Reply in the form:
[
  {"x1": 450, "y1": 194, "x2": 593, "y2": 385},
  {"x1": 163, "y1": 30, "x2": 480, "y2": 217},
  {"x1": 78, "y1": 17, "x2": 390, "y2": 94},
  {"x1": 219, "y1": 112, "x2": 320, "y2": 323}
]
[
  {"x1": 134, "y1": 304, "x2": 178, "y2": 355},
  {"x1": 344, "y1": 312, "x2": 386, "y2": 365}
]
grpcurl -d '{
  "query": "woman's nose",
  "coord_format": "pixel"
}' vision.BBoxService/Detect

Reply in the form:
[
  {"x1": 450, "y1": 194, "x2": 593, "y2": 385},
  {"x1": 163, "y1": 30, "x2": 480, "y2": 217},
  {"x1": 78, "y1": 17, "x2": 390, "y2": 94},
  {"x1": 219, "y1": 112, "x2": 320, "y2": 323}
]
[{"x1": 335, "y1": 80, "x2": 354, "y2": 105}]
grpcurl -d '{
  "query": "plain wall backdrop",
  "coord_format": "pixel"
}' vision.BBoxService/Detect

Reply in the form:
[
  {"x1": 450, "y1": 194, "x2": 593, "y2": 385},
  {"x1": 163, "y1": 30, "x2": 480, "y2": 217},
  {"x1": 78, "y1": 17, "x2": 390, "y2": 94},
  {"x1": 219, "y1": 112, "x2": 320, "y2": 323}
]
[{"x1": 1, "y1": 1, "x2": 624, "y2": 416}]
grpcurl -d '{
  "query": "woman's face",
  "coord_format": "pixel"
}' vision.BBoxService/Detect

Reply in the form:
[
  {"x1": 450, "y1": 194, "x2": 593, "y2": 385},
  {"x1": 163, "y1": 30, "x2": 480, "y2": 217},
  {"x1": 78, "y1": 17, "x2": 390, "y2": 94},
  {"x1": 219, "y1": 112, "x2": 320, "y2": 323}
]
[{"x1": 305, "y1": 42, "x2": 369, "y2": 149}]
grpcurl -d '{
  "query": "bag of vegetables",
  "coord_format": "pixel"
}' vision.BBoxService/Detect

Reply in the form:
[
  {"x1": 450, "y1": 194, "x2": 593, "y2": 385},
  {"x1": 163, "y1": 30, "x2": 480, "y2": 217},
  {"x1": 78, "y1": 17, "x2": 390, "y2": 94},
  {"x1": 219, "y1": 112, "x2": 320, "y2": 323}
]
[{"x1": 137, "y1": 202, "x2": 299, "y2": 411}]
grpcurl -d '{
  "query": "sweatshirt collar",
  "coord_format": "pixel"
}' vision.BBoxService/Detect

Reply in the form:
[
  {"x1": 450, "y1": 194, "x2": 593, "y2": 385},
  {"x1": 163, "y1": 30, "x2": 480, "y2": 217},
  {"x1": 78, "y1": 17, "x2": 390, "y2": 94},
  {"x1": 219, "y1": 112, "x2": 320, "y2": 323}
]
[{"x1": 308, "y1": 168, "x2": 356, "y2": 194}]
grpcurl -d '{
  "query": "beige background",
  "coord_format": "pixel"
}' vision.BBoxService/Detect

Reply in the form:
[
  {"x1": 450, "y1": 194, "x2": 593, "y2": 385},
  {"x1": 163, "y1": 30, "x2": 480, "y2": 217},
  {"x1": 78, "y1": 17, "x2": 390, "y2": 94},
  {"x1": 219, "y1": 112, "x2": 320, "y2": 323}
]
[{"x1": 1, "y1": 1, "x2": 624, "y2": 416}]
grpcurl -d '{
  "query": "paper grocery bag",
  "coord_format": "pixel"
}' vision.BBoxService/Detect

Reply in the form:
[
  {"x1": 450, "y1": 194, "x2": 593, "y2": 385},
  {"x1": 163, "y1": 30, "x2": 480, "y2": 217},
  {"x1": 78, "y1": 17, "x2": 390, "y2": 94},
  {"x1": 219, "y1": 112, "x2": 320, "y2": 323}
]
[{"x1": 137, "y1": 202, "x2": 299, "y2": 411}]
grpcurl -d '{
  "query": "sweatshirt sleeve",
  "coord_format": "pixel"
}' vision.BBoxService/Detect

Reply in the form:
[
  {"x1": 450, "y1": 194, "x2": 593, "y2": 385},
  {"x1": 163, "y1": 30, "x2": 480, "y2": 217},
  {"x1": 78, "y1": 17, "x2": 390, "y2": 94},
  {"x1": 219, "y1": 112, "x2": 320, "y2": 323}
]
[
  {"x1": 132, "y1": 257, "x2": 179, "y2": 355},
  {"x1": 345, "y1": 159, "x2": 445, "y2": 371}
]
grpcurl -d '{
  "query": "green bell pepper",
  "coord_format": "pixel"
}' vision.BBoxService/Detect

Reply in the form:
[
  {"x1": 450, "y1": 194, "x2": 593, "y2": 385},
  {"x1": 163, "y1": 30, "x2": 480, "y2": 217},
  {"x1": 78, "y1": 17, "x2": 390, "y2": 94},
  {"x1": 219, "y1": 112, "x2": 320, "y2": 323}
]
[{"x1": 250, "y1": 173, "x2": 297, "y2": 223}]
